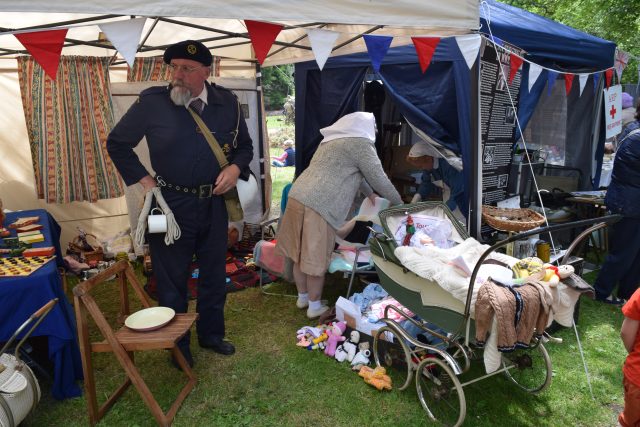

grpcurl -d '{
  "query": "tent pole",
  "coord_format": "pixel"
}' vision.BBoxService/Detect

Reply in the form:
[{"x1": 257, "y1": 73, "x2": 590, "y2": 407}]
[
  {"x1": 255, "y1": 62, "x2": 267, "y2": 215},
  {"x1": 469, "y1": 40, "x2": 483, "y2": 239}
]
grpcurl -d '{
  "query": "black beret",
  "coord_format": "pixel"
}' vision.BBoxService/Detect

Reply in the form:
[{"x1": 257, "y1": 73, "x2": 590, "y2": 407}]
[{"x1": 163, "y1": 40, "x2": 212, "y2": 66}]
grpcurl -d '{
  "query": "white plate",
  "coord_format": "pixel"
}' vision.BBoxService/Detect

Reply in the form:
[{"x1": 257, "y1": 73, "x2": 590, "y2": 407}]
[{"x1": 125, "y1": 307, "x2": 175, "y2": 332}]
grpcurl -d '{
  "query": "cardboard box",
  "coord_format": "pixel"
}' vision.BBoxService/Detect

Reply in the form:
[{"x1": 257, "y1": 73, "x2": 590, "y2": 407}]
[{"x1": 335, "y1": 296, "x2": 391, "y2": 342}]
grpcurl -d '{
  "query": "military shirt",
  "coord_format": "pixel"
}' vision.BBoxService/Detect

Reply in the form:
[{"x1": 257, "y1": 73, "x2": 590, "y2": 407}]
[{"x1": 107, "y1": 82, "x2": 253, "y2": 188}]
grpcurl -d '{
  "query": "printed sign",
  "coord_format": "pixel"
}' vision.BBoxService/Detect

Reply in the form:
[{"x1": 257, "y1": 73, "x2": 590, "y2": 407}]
[{"x1": 604, "y1": 84, "x2": 622, "y2": 139}]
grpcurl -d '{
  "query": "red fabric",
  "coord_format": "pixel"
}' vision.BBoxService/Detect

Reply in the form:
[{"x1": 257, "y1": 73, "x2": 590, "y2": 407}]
[
  {"x1": 15, "y1": 29, "x2": 68, "y2": 80},
  {"x1": 622, "y1": 289, "x2": 640, "y2": 388},
  {"x1": 619, "y1": 374, "x2": 640, "y2": 427},
  {"x1": 244, "y1": 20, "x2": 283, "y2": 65},
  {"x1": 508, "y1": 54, "x2": 523, "y2": 84},
  {"x1": 605, "y1": 68, "x2": 614, "y2": 89},
  {"x1": 411, "y1": 37, "x2": 440, "y2": 74},
  {"x1": 564, "y1": 74, "x2": 574, "y2": 95}
]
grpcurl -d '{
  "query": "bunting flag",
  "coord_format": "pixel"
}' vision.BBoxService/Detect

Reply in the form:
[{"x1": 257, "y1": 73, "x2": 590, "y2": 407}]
[
  {"x1": 614, "y1": 49, "x2": 629, "y2": 81},
  {"x1": 411, "y1": 37, "x2": 440, "y2": 74},
  {"x1": 454, "y1": 34, "x2": 481, "y2": 69},
  {"x1": 15, "y1": 29, "x2": 68, "y2": 80},
  {"x1": 604, "y1": 68, "x2": 613, "y2": 89},
  {"x1": 363, "y1": 34, "x2": 393, "y2": 72},
  {"x1": 578, "y1": 74, "x2": 589, "y2": 97},
  {"x1": 244, "y1": 20, "x2": 283, "y2": 65},
  {"x1": 307, "y1": 29, "x2": 339, "y2": 71},
  {"x1": 98, "y1": 18, "x2": 146, "y2": 68},
  {"x1": 489, "y1": 35, "x2": 504, "y2": 47},
  {"x1": 593, "y1": 72, "x2": 600, "y2": 92},
  {"x1": 564, "y1": 73, "x2": 574, "y2": 95},
  {"x1": 527, "y1": 63, "x2": 543, "y2": 92},
  {"x1": 508, "y1": 54, "x2": 523, "y2": 84},
  {"x1": 547, "y1": 70, "x2": 558, "y2": 96}
]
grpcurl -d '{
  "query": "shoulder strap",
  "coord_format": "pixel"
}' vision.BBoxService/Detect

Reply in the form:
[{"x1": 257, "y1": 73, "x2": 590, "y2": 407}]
[
  {"x1": 188, "y1": 107, "x2": 229, "y2": 169},
  {"x1": 619, "y1": 128, "x2": 640, "y2": 144}
]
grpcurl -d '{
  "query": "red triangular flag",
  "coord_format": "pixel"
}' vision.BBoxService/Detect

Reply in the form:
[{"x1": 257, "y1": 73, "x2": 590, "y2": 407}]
[
  {"x1": 508, "y1": 54, "x2": 524, "y2": 84},
  {"x1": 15, "y1": 29, "x2": 68, "y2": 80},
  {"x1": 604, "y1": 68, "x2": 614, "y2": 89},
  {"x1": 244, "y1": 20, "x2": 283, "y2": 65},
  {"x1": 411, "y1": 37, "x2": 440, "y2": 74},
  {"x1": 564, "y1": 73, "x2": 574, "y2": 95}
]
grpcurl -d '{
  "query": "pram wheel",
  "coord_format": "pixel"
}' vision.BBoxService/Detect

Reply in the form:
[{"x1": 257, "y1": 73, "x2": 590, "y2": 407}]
[
  {"x1": 415, "y1": 356, "x2": 466, "y2": 427},
  {"x1": 502, "y1": 341, "x2": 552, "y2": 393},
  {"x1": 373, "y1": 326, "x2": 413, "y2": 391}
]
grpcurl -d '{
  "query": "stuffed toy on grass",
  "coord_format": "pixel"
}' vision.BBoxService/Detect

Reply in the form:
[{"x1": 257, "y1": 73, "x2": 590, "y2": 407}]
[
  {"x1": 351, "y1": 342, "x2": 371, "y2": 371},
  {"x1": 358, "y1": 366, "x2": 392, "y2": 391},
  {"x1": 324, "y1": 321, "x2": 347, "y2": 357},
  {"x1": 335, "y1": 330, "x2": 360, "y2": 363}
]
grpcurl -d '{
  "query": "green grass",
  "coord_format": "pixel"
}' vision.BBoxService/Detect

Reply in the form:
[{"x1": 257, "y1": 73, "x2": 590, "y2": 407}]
[
  {"x1": 269, "y1": 146, "x2": 295, "y2": 211},
  {"x1": 28, "y1": 266, "x2": 627, "y2": 426},
  {"x1": 266, "y1": 114, "x2": 286, "y2": 129}
]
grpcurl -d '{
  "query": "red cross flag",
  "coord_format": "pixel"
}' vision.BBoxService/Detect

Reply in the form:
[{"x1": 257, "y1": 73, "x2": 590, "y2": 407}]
[{"x1": 604, "y1": 84, "x2": 622, "y2": 139}]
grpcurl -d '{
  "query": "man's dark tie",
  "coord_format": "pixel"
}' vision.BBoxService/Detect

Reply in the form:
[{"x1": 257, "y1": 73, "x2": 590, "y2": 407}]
[{"x1": 190, "y1": 98, "x2": 204, "y2": 115}]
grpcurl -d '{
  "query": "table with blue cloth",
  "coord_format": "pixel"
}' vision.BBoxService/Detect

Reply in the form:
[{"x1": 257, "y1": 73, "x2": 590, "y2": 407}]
[{"x1": 0, "y1": 209, "x2": 83, "y2": 399}]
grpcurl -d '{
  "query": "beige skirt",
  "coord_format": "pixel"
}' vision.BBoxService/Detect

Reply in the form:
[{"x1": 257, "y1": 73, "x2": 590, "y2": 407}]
[{"x1": 276, "y1": 198, "x2": 336, "y2": 277}]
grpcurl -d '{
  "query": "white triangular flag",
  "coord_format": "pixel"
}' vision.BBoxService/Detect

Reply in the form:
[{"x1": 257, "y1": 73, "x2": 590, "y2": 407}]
[
  {"x1": 578, "y1": 74, "x2": 589, "y2": 97},
  {"x1": 99, "y1": 17, "x2": 146, "y2": 68},
  {"x1": 528, "y1": 63, "x2": 543, "y2": 92},
  {"x1": 454, "y1": 34, "x2": 481, "y2": 69},
  {"x1": 307, "y1": 28, "x2": 339, "y2": 70}
]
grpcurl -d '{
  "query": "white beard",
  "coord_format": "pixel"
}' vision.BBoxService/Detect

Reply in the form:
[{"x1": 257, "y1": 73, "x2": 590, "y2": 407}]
[{"x1": 170, "y1": 83, "x2": 192, "y2": 106}]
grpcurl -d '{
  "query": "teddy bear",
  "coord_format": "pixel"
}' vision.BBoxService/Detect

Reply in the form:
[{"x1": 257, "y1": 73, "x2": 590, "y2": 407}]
[
  {"x1": 335, "y1": 330, "x2": 360, "y2": 363},
  {"x1": 324, "y1": 321, "x2": 347, "y2": 357},
  {"x1": 351, "y1": 341, "x2": 371, "y2": 371},
  {"x1": 358, "y1": 365, "x2": 392, "y2": 391}
]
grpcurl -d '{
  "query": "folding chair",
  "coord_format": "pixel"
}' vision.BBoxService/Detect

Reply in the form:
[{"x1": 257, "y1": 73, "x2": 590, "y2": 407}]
[{"x1": 73, "y1": 260, "x2": 197, "y2": 427}]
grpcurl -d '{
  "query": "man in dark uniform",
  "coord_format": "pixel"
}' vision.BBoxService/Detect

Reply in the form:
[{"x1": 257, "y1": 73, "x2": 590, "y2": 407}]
[{"x1": 107, "y1": 40, "x2": 253, "y2": 366}]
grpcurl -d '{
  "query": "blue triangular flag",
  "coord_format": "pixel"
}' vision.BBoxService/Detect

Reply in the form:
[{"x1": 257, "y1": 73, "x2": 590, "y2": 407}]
[
  {"x1": 547, "y1": 70, "x2": 558, "y2": 96},
  {"x1": 593, "y1": 73, "x2": 600, "y2": 92},
  {"x1": 363, "y1": 35, "x2": 393, "y2": 72},
  {"x1": 490, "y1": 35, "x2": 504, "y2": 47}
]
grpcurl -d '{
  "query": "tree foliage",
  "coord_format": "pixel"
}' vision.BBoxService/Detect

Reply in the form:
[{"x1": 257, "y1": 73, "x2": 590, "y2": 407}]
[
  {"x1": 503, "y1": 0, "x2": 640, "y2": 83},
  {"x1": 262, "y1": 64, "x2": 294, "y2": 111}
]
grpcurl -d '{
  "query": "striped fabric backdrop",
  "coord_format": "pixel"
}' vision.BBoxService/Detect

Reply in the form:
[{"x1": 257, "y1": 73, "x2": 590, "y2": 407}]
[
  {"x1": 17, "y1": 56, "x2": 124, "y2": 203},
  {"x1": 127, "y1": 56, "x2": 220, "y2": 82}
]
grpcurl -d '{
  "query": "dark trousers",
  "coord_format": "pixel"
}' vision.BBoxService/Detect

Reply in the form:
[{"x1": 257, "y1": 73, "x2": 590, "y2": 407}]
[
  {"x1": 148, "y1": 190, "x2": 228, "y2": 347},
  {"x1": 594, "y1": 216, "x2": 640, "y2": 300}
]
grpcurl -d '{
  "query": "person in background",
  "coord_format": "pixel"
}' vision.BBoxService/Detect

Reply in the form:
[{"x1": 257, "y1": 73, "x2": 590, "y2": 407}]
[
  {"x1": 107, "y1": 40, "x2": 254, "y2": 367},
  {"x1": 276, "y1": 112, "x2": 402, "y2": 319},
  {"x1": 622, "y1": 92, "x2": 636, "y2": 128},
  {"x1": 619, "y1": 288, "x2": 640, "y2": 427},
  {"x1": 594, "y1": 102, "x2": 640, "y2": 305},
  {"x1": 406, "y1": 141, "x2": 465, "y2": 216},
  {"x1": 271, "y1": 139, "x2": 295, "y2": 167}
]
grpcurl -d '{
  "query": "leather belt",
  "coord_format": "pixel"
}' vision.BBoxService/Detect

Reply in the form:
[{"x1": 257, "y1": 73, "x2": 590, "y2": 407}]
[{"x1": 155, "y1": 176, "x2": 214, "y2": 198}]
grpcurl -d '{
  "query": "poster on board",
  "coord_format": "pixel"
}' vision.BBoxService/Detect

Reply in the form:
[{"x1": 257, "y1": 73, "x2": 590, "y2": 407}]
[{"x1": 604, "y1": 84, "x2": 622, "y2": 139}]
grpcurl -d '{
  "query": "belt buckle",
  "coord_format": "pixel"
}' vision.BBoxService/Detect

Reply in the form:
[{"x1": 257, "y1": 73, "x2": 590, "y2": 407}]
[{"x1": 199, "y1": 184, "x2": 213, "y2": 198}]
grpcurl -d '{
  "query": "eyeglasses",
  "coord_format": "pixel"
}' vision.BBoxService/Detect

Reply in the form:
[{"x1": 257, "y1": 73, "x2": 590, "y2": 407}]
[{"x1": 167, "y1": 63, "x2": 205, "y2": 73}]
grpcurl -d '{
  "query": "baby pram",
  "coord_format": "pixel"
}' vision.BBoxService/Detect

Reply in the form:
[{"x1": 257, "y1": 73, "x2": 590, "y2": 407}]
[
  {"x1": 0, "y1": 299, "x2": 58, "y2": 427},
  {"x1": 367, "y1": 201, "x2": 619, "y2": 426}
]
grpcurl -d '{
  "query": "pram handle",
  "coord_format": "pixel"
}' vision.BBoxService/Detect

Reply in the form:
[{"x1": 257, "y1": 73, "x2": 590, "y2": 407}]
[
  {"x1": 462, "y1": 215, "x2": 622, "y2": 326},
  {"x1": 0, "y1": 298, "x2": 59, "y2": 359}
]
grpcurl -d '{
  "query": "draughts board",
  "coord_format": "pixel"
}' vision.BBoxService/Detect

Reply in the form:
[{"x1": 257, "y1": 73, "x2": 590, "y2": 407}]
[{"x1": 0, "y1": 256, "x2": 55, "y2": 277}]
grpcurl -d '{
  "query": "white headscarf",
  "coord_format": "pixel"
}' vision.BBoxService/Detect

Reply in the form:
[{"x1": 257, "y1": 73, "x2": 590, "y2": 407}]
[{"x1": 319, "y1": 112, "x2": 376, "y2": 145}]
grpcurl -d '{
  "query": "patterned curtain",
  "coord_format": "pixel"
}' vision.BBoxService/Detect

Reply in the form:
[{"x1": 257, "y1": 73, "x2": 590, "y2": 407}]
[
  {"x1": 127, "y1": 56, "x2": 220, "y2": 82},
  {"x1": 17, "y1": 56, "x2": 124, "y2": 203}
]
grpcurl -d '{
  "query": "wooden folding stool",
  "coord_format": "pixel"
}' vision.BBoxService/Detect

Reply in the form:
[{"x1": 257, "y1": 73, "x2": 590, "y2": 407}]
[{"x1": 73, "y1": 260, "x2": 197, "y2": 426}]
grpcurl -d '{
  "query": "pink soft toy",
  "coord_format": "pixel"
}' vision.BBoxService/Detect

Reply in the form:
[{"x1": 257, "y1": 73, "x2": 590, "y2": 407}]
[{"x1": 324, "y1": 321, "x2": 347, "y2": 357}]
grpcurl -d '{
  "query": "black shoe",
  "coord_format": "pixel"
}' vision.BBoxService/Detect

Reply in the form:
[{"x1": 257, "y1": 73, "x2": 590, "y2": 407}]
[
  {"x1": 198, "y1": 338, "x2": 236, "y2": 355},
  {"x1": 170, "y1": 346, "x2": 194, "y2": 370},
  {"x1": 595, "y1": 295, "x2": 625, "y2": 306}
]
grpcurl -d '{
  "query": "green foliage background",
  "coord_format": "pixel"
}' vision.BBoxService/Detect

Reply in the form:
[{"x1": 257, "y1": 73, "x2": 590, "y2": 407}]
[
  {"x1": 262, "y1": 64, "x2": 294, "y2": 111},
  {"x1": 504, "y1": 0, "x2": 640, "y2": 83}
]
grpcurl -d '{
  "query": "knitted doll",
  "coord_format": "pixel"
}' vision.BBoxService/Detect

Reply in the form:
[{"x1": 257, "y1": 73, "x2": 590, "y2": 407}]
[
  {"x1": 324, "y1": 321, "x2": 347, "y2": 357},
  {"x1": 402, "y1": 214, "x2": 415, "y2": 246}
]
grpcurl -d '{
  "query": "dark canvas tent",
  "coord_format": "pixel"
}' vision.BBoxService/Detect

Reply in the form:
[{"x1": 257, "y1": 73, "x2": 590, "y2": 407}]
[{"x1": 294, "y1": 0, "x2": 615, "y2": 233}]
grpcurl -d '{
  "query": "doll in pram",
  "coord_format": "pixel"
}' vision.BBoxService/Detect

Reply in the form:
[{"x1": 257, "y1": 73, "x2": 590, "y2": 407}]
[{"x1": 366, "y1": 201, "x2": 619, "y2": 426}]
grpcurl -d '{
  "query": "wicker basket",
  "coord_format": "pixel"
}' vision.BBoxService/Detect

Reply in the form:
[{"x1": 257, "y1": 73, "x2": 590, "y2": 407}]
[{"x1": 482, "y1": 205, "x2": 545, "y2": 232}]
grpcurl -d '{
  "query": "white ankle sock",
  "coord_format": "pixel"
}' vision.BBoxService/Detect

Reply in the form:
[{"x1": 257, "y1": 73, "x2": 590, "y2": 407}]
[
  {"x1": 297, "y1": 293, "x2": 309, "y2": 302},
  {"x1": 308, "y1": 300, "x2": 323, "y2": 311}
]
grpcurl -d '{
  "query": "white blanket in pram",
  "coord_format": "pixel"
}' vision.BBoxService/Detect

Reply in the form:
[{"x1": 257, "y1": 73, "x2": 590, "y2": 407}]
[{"x1": 395, "y1": 237, "x2": 582, "y2": 373}]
